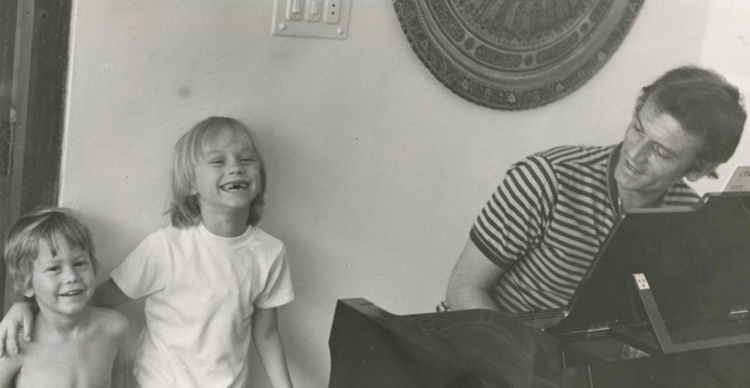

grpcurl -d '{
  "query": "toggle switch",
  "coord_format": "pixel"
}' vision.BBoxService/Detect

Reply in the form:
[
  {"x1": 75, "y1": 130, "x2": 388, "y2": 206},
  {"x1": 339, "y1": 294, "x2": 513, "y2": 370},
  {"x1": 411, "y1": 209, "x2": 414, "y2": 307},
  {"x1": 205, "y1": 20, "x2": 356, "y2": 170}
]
[
  {"x1": 287, "y1": 0, "x2": 303, "y2": 21},
  {"x1": 306, "y1": 0, "x2": 321, "y2": 22}
]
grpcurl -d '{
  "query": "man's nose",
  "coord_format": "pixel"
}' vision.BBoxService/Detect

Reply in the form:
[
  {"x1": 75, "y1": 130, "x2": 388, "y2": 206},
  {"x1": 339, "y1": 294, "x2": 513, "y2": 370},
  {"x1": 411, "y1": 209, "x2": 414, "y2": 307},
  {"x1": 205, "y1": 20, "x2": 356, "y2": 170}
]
[{"x1": 628, "y1": 138, "x2": 650, "y2": 163}]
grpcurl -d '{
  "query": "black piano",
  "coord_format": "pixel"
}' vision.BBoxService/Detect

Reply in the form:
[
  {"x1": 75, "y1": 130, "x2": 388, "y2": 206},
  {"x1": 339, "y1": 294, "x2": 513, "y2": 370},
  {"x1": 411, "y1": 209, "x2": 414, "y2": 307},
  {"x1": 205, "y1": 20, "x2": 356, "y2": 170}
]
[{"x1": 328, "y1": 193, "x2": 750, "y2": 387}]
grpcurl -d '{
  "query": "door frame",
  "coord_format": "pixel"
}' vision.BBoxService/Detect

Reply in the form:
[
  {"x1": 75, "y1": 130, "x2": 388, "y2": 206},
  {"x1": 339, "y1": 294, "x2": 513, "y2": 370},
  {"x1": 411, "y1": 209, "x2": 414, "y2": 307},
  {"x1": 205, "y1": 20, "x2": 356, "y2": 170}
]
[{"x1": 0, "y1": 0, "x2": 71, "y2": 310}]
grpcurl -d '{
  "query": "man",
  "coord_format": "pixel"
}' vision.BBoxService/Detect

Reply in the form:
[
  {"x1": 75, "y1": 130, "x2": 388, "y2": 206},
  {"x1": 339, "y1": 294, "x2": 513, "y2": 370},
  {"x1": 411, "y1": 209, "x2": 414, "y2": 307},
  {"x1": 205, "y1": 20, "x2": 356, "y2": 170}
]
[{"x1": 446, "y1": 66, "x2": 747, "y2": 313}]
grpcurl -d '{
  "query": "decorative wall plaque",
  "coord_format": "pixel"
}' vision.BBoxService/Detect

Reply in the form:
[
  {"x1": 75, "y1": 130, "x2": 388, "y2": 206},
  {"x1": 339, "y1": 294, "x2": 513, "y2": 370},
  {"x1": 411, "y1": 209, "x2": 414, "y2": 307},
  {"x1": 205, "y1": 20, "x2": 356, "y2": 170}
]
[{"x1": 393, "y1": 0, "x2": 645, "y2": 110}]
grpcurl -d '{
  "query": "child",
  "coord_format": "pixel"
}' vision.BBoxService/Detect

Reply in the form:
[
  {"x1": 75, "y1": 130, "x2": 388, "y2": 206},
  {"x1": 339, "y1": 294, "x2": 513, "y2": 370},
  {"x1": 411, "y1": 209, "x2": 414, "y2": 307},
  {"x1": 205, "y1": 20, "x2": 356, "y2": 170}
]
[
  {"x1": 0, "y1": 117, "x2": 296, "y2": 388},
  {"x1": 0, "y1": 207, "x2": 129, "y2": 387}
]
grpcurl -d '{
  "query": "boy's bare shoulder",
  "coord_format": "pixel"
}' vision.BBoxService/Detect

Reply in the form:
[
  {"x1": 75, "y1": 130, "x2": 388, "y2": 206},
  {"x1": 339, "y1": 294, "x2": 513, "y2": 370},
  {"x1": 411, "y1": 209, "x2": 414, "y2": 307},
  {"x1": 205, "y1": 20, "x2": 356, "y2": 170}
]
[{"x1": 88, "y1": 307, "x2": 129, "y2": 336}]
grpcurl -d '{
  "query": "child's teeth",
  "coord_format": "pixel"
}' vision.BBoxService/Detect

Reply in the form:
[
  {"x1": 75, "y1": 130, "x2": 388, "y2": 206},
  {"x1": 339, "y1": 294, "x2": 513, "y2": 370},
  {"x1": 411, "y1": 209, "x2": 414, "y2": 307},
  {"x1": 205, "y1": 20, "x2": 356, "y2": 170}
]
[{"x1": 222, "y1": 182, "x2": 248, "y2": 191}]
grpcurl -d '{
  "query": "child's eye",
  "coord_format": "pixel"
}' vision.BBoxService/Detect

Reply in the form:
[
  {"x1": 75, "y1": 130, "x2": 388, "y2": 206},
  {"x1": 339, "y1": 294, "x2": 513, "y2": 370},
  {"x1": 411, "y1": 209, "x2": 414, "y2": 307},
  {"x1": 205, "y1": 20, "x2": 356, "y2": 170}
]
[
  {"x1": 209, "y1": 159, "x2": 225, "y2": 166},
  {"x1": 46, "y1": 266, "x2": 61, "y2": 272},
  {"x1": 74, "y1": 261, "x2": 90, "y2": 268}
]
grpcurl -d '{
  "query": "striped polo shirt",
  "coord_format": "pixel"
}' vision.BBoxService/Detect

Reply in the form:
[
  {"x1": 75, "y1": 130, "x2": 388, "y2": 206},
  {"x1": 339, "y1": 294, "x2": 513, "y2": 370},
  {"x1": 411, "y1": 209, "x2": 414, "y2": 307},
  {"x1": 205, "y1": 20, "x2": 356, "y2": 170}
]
[{"x1": 470, "y1": 144, "x2": 700, "y2": 313}]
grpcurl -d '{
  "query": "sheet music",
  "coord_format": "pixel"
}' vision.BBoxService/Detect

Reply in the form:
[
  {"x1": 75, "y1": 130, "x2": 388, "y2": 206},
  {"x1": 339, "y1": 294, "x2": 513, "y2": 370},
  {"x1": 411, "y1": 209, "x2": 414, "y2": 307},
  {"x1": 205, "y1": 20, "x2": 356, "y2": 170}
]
[{"x1": 723, "y1": 166, "x2": 750, "y2": 192}]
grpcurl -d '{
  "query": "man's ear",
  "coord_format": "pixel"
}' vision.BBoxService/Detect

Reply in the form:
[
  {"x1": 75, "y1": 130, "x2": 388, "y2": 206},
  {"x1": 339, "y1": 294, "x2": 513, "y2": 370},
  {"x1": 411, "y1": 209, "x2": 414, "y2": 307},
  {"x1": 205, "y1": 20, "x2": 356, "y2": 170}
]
[{"x1": 685, "y1": 162, "x2": 720, "y2": 182}]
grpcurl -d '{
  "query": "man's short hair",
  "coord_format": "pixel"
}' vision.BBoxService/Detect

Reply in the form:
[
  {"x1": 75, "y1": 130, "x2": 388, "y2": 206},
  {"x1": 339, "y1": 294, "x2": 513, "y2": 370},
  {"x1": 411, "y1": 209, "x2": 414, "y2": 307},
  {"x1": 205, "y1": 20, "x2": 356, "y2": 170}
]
[
  {"x1": 3, "y1": 207, "x2": 98, "y2": 298},
  {"x1": 637, "y1": 66, "x2": 747, "y2": 170}
]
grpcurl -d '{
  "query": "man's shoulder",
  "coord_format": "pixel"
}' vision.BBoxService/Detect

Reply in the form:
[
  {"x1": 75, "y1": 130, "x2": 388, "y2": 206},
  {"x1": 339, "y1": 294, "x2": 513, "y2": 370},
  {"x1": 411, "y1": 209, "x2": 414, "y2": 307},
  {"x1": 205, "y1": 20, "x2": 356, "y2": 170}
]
[
  {"x1": 531, "y1": 144, "x2": 615, "y2": 165},
  {"x1": 508, "y1": 144, "x2": 615, "y2": 178}
]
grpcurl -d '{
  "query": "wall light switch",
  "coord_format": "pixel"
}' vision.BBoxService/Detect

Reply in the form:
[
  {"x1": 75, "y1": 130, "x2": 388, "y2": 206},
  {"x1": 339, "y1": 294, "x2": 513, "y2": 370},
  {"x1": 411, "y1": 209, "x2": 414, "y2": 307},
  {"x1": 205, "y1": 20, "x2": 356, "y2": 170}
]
[
  {"x1": 306, "y1": 0, "x2": 321, "y2": 22},
  {"x1": 287, "y1": 0, "x2": 303, "y2": 21},
  {"x1": 272, "y1": 0, "x2": 351, "y2": 39}
]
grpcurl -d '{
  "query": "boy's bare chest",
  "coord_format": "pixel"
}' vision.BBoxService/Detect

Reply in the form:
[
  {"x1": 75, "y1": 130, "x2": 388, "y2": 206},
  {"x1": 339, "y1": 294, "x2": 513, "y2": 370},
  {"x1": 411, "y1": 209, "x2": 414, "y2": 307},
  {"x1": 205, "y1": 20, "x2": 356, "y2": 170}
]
[{"x1": 15, "y1": 338, "x2": 117, "y2": 388}]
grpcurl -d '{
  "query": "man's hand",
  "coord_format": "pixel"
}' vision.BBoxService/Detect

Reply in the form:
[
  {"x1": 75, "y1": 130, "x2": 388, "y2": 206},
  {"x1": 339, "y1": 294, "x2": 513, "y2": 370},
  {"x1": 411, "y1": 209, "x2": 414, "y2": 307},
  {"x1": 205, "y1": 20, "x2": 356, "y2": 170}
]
[{"x1": 0, "y1": 302, "x2": 34, "y2": 357}]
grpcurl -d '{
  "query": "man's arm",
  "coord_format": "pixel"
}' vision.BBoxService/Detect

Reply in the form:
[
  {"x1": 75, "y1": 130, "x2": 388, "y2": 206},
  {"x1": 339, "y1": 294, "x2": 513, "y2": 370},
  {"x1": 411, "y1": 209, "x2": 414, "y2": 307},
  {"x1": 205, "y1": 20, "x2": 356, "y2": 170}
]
[
  {"x1": 252, "y1": 307, "x2": 294, "y2": 388},
  {"x1": 446, "y1": 238, "x2": 504, "y2": 311}
]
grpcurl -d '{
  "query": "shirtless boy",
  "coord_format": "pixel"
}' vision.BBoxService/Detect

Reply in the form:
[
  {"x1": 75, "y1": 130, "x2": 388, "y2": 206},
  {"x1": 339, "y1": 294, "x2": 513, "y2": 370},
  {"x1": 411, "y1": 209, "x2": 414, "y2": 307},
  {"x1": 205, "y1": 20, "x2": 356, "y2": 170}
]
[{"x1": 0, "y1": 207, "x2": 128, "y2": 388}]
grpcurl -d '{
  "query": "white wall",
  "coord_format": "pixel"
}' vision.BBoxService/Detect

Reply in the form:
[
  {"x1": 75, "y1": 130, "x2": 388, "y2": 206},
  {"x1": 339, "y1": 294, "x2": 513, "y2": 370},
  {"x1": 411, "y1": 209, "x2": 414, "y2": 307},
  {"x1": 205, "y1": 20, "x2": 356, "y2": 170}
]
[
  {"x1": 692, "y1": 0, "x2": 750, "y2": 193},
  {"x1": 58, "y1": 1, "x2": 746, "y2": 387}
]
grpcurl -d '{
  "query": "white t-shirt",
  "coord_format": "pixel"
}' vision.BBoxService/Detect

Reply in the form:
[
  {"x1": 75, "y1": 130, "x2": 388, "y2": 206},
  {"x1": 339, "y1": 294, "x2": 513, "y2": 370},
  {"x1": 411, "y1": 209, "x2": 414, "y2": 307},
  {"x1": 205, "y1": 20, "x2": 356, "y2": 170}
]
[{"x1": 110, "y1": 224, "x2": 294, "y2": 388}]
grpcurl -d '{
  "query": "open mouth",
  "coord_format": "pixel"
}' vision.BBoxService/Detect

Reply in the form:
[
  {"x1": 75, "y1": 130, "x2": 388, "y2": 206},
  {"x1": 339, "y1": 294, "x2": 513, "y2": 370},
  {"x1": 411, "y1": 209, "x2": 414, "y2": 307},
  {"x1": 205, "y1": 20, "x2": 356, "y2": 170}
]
[
  {"x1": 59, "y1": 289, "x2": 85, "y2": 297},
  {"x1": 220, "y1": 181, "x2": 250, "y2": 192}
]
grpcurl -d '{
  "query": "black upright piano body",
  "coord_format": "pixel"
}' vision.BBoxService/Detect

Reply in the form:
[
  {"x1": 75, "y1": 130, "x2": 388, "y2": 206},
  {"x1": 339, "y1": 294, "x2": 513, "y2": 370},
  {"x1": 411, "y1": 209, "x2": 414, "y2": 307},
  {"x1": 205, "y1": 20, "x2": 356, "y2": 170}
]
[{"x1": 328, "y1": 193, "x2": 750, "y2": 387}]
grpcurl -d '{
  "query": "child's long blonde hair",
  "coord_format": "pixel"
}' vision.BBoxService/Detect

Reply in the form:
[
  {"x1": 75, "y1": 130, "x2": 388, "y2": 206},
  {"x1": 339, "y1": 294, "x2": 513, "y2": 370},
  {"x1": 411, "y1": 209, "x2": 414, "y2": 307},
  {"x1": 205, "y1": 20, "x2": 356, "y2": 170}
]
[{"x1": 168, "y1": 117, "x2": 266, "y2": 228}]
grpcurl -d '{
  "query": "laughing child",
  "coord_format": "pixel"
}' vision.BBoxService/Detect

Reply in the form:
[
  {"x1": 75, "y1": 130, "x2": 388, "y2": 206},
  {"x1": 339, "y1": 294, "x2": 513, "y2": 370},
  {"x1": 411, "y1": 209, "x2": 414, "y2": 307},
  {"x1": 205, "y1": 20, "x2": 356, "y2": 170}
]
[{"x1": 0, "y1": 117, "x2": 295, "y2": 387}]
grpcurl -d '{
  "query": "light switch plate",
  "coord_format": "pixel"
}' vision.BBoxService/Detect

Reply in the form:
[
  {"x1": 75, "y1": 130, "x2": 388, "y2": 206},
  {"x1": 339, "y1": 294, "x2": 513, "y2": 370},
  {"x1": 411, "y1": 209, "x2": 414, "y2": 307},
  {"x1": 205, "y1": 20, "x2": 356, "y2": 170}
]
[{"x1": 272, "y1": 0, "x2": 351, "y2": 40}]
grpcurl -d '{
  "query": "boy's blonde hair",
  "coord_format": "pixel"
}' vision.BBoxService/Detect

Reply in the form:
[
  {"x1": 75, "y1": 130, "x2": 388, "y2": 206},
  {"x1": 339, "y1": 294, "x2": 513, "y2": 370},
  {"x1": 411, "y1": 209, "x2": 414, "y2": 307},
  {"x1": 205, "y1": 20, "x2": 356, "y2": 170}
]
[
  {"x1": 3, "y1": 207, "x2": 99, "y2": 297},
  {"x1": 169, "y1": 116, "x2": 266, "y2": 228}
]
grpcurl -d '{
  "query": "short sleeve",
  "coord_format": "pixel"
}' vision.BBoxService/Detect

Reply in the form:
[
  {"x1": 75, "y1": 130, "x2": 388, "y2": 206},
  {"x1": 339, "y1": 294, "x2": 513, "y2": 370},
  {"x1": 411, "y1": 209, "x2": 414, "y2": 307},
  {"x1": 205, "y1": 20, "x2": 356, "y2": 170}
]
[
  {"x1": 110, "y1": 231, "x2": 172, "y2": 299},
  {"x1": 254, "y1": 246, "x2": 294, "y2": 309},
  {"x1": 470, "y1": 155, "x2": 558, "y2": 268}
]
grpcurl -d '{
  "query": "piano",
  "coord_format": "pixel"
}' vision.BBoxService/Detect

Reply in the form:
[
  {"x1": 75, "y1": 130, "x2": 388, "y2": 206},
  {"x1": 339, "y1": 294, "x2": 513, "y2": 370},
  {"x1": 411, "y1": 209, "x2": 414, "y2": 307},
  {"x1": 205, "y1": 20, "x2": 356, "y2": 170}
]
[{"x1": 328, "y1": 193, "x2": 750, "y2": 387}]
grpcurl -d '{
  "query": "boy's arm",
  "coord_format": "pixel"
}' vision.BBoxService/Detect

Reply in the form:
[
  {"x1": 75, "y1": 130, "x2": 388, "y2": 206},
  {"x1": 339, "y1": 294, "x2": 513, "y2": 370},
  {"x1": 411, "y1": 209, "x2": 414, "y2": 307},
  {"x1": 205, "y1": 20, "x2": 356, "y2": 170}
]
[
  {"x1": 0, "y1": 302, "x2": 34, "y2": 357},
  {"x1": 0, "y1": 353, "x2": 22, "y2": 387},
  {"x1": 110, "y1": 313, "x2": 130, "y2": 388},
  {"x1": 252, "y1": 307, "x2": 294, "y2": 388}
]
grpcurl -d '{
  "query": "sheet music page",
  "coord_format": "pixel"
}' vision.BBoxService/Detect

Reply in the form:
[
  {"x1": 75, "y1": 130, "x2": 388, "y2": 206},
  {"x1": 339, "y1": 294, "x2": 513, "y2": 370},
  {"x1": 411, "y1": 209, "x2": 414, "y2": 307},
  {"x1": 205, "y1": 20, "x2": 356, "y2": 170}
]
[{"x1": 723, "y1": 166, "x2": 750, "y2": 192}]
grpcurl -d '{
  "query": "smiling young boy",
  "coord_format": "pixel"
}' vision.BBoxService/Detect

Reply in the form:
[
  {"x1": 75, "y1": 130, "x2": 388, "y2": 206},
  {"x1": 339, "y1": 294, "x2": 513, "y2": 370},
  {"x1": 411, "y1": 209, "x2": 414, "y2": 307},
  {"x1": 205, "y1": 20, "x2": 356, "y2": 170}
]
[{"x1": 0, "y1": 207, "x2": 129, "y2": 388}]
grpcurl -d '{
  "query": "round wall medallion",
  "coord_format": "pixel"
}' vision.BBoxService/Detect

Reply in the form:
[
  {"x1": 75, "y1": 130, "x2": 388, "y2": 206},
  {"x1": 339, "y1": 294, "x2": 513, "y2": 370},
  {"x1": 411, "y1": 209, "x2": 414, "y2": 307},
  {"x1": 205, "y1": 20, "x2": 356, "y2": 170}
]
[{"x1": 394, "y1": 0, "x2": 645, "y2": 110}]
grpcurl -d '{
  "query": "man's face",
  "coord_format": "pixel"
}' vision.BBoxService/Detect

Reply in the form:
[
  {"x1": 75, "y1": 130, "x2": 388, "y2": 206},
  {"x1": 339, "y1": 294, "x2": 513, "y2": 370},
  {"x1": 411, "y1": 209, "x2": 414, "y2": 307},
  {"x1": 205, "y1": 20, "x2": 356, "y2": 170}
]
[{"x1": 614, "y1": 95, "x2": 705, "y2": 197}]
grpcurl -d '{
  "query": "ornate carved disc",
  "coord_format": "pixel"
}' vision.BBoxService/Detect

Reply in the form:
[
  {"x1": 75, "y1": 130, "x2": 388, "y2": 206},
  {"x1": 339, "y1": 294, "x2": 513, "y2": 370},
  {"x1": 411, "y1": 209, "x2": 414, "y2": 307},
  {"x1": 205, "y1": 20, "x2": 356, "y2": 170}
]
[{"x1": 393, "y1": 0, "x2": 645, "y2": 110}]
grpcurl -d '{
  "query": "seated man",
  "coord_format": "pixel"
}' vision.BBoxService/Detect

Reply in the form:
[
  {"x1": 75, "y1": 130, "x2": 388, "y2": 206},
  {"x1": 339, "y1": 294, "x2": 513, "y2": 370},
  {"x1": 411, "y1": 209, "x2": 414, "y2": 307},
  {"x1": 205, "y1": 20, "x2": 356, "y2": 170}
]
[{"x1": 446, "y1": 66, "x2": 747, "y2": 313}]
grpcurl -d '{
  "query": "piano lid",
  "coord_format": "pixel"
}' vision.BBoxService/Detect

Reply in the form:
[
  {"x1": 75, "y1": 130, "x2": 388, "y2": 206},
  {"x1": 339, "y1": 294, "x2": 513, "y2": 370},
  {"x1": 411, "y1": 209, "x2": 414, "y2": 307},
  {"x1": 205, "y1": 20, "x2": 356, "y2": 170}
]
[
  {"x1": 547, "y1": 192, "x2": 750, "y2": 336},
  {"x1": 329, "y1": 298, "x2": 568, "y2": 388}
]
